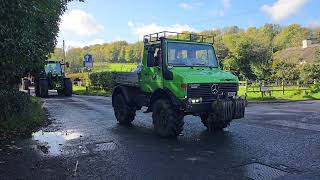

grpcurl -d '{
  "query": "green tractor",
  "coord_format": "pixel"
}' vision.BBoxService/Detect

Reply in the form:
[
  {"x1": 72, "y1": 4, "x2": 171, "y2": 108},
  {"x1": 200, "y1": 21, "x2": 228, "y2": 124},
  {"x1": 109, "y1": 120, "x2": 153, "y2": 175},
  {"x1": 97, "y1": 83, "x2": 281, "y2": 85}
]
[{"x1": 35, "y1": 60, "x2": 72, "y2": 98}]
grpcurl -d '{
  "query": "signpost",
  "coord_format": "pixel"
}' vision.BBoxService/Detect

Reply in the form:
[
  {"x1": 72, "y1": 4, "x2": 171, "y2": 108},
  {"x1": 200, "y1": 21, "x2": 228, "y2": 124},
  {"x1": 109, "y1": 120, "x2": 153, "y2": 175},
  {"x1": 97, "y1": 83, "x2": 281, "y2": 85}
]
[
  {"x1": 84, "y1": 54, "x2": 93, "y2": 68},
  {"x1": 83, "y1": 54, "x2": 93, "y2": 94}
]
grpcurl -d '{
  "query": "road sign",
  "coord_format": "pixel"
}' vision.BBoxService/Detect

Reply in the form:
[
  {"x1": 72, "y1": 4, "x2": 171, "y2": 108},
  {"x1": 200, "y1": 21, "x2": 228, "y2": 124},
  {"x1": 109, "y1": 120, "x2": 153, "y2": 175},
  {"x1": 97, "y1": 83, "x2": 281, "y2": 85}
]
[{"x1": 84, "y1": 54, "x2": 93, "y2": 68}]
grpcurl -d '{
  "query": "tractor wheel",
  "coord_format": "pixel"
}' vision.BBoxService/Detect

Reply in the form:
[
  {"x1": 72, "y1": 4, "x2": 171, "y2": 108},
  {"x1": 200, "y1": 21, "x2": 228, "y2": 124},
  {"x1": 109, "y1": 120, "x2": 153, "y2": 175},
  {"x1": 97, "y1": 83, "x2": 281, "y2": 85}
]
[
  {"x1": 152, "y1": 99, "x2": 184, "y2": 138},
  {"x1": 57, "y1": 90, "x2": 64, "y2": 96},
  {"x1": 113, "y1": 93, "x2": 135, "y2": 125},
  {"x1": 34, "y1": 80, "x2": 40, "y2": 97},
  {"x1": 22, "y1": 79, "x2": 29, "y2": 90},
  {"x1": 39, "y1": 79, "x2": 49, "y2": 98},
  {"x1": 64, "y1": 78, "x2": 72, "y2": 97},
  {"x1": 200, "y1": 113, "x2": 229, "y2": 132}
]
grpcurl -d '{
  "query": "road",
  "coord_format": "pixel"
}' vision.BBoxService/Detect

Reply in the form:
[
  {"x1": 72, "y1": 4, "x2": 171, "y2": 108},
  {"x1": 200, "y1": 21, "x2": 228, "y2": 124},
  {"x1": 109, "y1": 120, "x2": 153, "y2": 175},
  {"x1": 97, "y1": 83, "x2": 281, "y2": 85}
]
[{"x1": 1, "y1": 93, "x2": 320, "y2": 179}]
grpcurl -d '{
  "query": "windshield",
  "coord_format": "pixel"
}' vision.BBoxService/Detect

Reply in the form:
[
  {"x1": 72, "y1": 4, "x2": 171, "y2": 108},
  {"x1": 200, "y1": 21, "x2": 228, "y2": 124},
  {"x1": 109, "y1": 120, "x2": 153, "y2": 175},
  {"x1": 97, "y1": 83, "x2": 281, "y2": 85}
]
[
  {"x1": 167, "y1": 42, "x2": 218, "y2": 67},
  {"x1": 45, "y1": 63, "x2": 62, "y2": 75}
]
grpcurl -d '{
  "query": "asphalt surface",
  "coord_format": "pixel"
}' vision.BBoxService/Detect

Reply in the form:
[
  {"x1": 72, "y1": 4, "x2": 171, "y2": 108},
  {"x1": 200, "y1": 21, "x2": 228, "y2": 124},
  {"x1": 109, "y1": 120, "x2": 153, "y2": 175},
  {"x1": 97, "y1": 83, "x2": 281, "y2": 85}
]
[{"x1": 1, "y1": 91, "x2": 320, "y2": 180}]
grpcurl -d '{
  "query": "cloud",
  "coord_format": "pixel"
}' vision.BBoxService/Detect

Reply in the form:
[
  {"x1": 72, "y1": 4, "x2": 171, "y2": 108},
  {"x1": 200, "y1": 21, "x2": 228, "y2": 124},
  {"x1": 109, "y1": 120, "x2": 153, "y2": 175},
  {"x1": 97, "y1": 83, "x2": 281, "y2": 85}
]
[
  {"x1": 179, "y1": 2, "x2": 203, "y2": 10},
  {"x1": 60, "y1": 9, "x2": 104, "y2": 36},
  {"x1": 211, "y1": 0, "x2": 231, "y2": 17},
  {"x1": 128, "y1": 22, "x2": 195, "y2": 38},
  {"x1": 261, "y1": 0, "x2": 308, "y2": 22},
  {"x1": 179, "y1": 2, "x2": 193, "y2": 10},
  {"x1": 64, "y1": 39, "x2": 105, "y2": 49},
  {"x1": 127, "y1": 21, "x2": 134, "y2": 27},
  {"x1": 222, "y1": 0, "x2": 230, "y2": 9}
]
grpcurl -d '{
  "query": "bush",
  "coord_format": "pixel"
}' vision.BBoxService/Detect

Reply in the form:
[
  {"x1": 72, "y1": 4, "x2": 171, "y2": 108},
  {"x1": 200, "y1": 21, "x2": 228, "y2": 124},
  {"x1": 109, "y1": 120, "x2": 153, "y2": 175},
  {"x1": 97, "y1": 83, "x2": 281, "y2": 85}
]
[
  {"x1": 300, "y1": 63, "x2": 320, "y2": 83},
  {"x1": 310, "y1": 83, "x2": 320, "y2": 93},
  {"x1": 89, "y1": 72, "x2": 115, "y2": 90},
  {"x1": 67, "y1": 73, "x2": 89, "y2": 82},
  {"x1": 0, "y1": 89, "x2": 31, "y2": 122}
]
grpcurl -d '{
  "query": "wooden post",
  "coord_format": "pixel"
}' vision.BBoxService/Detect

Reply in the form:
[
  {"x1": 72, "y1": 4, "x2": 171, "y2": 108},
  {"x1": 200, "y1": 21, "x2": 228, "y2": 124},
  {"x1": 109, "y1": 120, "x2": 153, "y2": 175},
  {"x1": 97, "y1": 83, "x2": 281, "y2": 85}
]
[
  {"x1": 282, "y1": 79, "x2": 285, "y2": 95},
  {"x1": 245, "y1": 80, "x2": 248, "y2": 100},
  {"x1": 260, "y1": 81, "x2": 264, "y2": 98}
]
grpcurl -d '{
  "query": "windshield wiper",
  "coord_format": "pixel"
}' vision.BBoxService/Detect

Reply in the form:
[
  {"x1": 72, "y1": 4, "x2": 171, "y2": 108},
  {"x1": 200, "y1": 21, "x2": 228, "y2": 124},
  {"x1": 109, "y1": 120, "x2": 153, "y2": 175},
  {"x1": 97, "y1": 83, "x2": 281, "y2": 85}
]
[{"x1": 192, "y1": 63, "x2": 206, "y2": 66}]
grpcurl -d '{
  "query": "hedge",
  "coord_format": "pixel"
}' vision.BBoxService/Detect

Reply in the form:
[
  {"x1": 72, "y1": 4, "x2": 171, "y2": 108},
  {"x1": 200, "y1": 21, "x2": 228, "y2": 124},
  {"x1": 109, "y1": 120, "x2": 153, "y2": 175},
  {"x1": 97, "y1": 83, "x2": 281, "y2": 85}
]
[
  {"x1": 89, "y1": 72, "x2": 115, "y2": 90},
  {"x1": 0, "y1": 89, "x2": 32, "y2": 122}
]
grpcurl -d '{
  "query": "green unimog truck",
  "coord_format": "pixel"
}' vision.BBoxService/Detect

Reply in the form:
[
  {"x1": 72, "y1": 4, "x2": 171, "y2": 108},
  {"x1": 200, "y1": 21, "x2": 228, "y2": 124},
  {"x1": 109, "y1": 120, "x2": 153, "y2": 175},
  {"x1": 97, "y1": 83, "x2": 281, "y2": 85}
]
[{"x1": 112, "y1": 32, "x2": 245, "y2": 137}]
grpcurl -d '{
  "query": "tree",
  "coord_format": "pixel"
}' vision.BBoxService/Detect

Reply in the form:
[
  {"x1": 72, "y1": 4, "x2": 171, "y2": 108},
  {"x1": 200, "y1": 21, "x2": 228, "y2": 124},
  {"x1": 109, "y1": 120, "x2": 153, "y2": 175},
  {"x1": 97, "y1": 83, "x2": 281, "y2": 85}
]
[
  {"x1": 274, "y1": 24, "x2": 310, "y2": 51},
  {"x1": 300, "y1": 63, "x2": 320, "y2": 82},
  {"x1": 272, "y1": 60, "x2": 299, "y2": 81},
  {"x1": 222, "y1": 28, "x2": 272, "y2": 80},
  {"x1": 65, "y1": 48, "x2": 84, "y2": 73},
  {"x1": 0, "y1": 0, "x2": 82, "y2": 88},
  {"x1": 50, "y1": 48, "x2": 64, "y2": 60}
]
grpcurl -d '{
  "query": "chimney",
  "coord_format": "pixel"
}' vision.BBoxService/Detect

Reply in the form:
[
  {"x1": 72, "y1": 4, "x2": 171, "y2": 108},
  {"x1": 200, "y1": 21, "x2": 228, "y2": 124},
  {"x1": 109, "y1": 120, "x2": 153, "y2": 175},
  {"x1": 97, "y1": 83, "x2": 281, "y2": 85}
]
[{"x1": 302, "y1": 39, "x2": 312, "y2": 48}]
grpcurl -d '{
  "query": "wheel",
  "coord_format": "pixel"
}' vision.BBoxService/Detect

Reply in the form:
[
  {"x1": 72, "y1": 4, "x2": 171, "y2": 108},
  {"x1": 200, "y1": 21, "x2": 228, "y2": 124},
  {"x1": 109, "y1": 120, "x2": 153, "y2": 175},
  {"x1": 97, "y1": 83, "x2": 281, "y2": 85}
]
[
  {"x1": 113, "y1": 93, "x2": 135, "y2": 125},
  {"x1": 64, "y1": 78, "x2": 72, "y2": 97},
  {"x1": 23, "y1": 79, "x2": 29, "y2": 90},
  {"x1": 200, "y1": 113, "x2": 229, "y2": 132},
  {"x1": 39, "y1": 79, "x2": 48, "y2": 98},
  {"x1": 152, "y1": 99, "x2": 184, "y2": 138},
  {"x1": 57, "y1": 89, "x2": 64, "y2": 96},
  {"x1": 34, "y1": 80, "x2": 40, "y2": 97}
]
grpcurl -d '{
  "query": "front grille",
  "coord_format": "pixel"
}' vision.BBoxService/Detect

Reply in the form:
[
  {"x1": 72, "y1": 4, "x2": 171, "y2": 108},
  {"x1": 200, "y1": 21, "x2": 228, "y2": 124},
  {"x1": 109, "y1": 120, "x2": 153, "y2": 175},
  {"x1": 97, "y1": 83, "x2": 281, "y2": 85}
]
[{"x1": 187, "y1": 83, "x2": 238, "y2": 102}]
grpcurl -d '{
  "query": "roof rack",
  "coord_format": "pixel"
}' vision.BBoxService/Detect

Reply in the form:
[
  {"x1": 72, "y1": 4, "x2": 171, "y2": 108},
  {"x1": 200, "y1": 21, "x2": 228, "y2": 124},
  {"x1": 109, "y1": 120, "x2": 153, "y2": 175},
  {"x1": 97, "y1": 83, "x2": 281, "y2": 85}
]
[{"x1": 143, "y1": 31, "x2": 214, "y2": 44}]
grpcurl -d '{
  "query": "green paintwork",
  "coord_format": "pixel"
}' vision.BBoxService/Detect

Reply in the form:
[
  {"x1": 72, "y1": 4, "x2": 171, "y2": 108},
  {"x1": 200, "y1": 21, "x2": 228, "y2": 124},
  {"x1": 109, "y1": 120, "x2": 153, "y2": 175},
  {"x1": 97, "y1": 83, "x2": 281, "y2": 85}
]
[{"x1": 139, "y1": 39, "x2": 239, "y2": 99}]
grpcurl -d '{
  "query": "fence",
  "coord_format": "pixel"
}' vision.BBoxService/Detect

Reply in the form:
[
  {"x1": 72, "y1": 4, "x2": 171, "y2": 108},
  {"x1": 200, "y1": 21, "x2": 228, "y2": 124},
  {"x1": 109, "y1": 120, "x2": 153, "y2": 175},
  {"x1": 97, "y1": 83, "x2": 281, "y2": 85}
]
[{"x1": 239, "y1": 80, "x2": 318, "y2": 98}]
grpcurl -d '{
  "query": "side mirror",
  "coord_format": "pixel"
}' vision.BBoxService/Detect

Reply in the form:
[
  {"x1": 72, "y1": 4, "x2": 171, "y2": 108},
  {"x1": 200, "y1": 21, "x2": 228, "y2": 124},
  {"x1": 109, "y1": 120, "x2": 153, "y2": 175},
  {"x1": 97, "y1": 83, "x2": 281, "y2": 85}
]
[
  {"x1": 65, "y1": 62, "x2": 70, "y2": 68},
  {"x1": 147, "y1": 47, "x2": 155, "y2": 67}
]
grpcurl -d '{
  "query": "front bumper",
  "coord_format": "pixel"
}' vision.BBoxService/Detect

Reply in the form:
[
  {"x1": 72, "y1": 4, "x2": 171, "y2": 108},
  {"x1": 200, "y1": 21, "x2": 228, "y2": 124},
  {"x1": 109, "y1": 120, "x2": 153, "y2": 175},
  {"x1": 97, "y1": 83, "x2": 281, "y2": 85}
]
[{"x1": 183, "y1": 98, "x2": 246, "y2": 119}]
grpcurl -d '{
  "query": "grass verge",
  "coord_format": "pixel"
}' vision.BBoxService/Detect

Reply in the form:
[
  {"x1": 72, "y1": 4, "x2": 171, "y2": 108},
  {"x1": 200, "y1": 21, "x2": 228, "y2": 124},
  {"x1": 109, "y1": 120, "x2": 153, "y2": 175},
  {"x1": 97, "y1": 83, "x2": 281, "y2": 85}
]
[
  {"x1": 238, "y1": 87, "x2": 320, "y2": 102},
  {"x1": 73, "y1": 85, "x2": 111, "y2": 96},
  {"x1": 0, "y1": 97, "x2": 46, "y2": 138}
]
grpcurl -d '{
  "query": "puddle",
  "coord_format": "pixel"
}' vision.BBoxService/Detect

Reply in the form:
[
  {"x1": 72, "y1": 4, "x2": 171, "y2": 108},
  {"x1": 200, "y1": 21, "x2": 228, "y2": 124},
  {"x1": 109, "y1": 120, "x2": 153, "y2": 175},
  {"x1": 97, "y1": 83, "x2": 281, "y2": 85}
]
[{"x1": 32, "y1": 130, "x2": 81, "y2": 156}]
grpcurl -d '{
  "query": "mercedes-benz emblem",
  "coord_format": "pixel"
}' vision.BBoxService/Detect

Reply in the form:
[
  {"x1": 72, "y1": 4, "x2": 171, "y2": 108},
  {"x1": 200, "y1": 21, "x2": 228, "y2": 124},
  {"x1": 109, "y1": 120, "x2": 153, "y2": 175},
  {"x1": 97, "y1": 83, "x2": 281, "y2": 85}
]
[{"x1": 211, "y1": 84, "x2": 219, "y2": 94}]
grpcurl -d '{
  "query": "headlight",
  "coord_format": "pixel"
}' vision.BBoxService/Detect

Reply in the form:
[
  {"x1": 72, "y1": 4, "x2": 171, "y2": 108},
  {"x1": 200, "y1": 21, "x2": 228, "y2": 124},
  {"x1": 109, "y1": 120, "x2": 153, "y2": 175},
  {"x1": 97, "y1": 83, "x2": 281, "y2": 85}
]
[{"x1": 188, "y1": 98, "x2": 203, "y2": 104}]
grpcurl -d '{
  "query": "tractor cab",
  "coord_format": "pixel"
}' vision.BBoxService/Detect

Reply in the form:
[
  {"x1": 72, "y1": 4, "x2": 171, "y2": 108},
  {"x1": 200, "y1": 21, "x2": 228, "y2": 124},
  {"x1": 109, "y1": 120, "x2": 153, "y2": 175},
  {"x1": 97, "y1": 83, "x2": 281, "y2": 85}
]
[{"x1": 45, "y1": 61, "x2": 63, "y2": 76}]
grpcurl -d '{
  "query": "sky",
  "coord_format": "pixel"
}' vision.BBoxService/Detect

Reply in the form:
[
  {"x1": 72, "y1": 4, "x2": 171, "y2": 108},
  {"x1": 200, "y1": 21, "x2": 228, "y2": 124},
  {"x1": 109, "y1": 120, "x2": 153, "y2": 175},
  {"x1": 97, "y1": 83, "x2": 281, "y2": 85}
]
[{"x1": 57, "y1": 0, "x2": 320, "y2": 49}]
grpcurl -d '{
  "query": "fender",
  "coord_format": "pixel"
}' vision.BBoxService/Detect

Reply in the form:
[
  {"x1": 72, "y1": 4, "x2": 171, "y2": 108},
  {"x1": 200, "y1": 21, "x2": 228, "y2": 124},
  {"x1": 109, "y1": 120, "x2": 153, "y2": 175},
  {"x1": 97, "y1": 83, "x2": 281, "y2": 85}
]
[
  {"x1": 150, "y1": 88, "x2": 182, "y2": 108},
  {"x1": 112, "y1": 85, "x2": 139, "y2": 107}
]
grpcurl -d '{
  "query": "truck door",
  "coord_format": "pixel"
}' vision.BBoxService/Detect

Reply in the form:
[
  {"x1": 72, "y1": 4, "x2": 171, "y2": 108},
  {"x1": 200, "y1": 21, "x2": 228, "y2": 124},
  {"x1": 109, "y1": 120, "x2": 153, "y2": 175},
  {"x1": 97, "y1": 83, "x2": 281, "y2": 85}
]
[{"x1": 140, "y1": 45, "x2": 163, "y2": 92}]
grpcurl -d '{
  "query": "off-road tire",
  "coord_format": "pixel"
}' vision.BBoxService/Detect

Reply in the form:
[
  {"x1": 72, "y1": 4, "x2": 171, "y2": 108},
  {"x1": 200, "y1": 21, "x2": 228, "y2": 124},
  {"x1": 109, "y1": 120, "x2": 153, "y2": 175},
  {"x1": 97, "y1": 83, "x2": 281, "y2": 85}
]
[
  {"x1": 57, "y1": 89, "x2": 64, "y2": 96},
  {"x1": 34, "y1": 80, "x2": 40, "y2": 97},
  {"x1": 22, "y1": 79, "x2": 30, "y2": 90},
  {"x1": 152, "y1": 99, "x2": 184, "y2": 138},
  {"x1": 113, "y1": 93, "x2": 135, "y2": 125},
  {"x1": 39, "y1": 79, "x2": 49, "y2": 98},
  {"x1": 64, "y1": 78, "x2": 72, "y2": 97},
  {"x1": 200, "y1": 113, "x2": 229, "y2": 132}
]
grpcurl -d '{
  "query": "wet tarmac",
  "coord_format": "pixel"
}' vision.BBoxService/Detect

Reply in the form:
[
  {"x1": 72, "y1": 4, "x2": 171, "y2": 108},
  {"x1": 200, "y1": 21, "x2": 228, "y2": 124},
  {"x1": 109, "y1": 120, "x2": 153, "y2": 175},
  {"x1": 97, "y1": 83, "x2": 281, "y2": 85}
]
[{"x1": 1, "y1": 92, "x2": 320, "y2": 179}]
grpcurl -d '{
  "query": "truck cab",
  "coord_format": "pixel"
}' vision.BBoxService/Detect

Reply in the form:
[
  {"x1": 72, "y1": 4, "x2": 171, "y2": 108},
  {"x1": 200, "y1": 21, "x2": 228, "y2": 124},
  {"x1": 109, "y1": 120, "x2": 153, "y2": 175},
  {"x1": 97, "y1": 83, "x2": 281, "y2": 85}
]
[{"x1": 112, "y1": 32, "x2": 245, "y2": 137}]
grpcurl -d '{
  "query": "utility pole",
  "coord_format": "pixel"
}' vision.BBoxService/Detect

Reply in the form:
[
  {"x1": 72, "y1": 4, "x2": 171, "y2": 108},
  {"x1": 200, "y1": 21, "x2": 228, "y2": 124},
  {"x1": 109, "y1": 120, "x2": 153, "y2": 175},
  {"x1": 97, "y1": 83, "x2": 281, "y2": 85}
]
[
  {"x1": 63, "y1": 40, "x2": 66, "y2": 62},
  {"x1": 63, "y1": 40, "x2": 66, "y2": 72}
]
